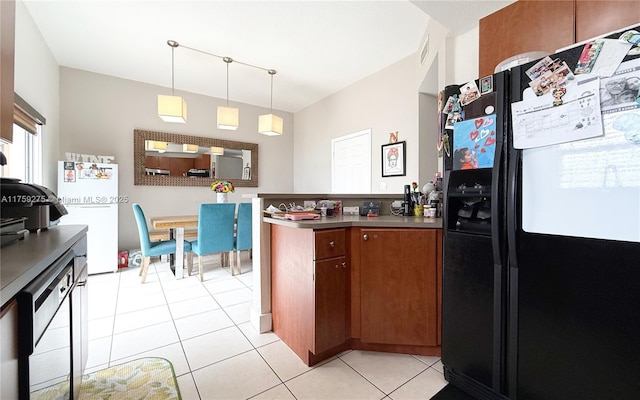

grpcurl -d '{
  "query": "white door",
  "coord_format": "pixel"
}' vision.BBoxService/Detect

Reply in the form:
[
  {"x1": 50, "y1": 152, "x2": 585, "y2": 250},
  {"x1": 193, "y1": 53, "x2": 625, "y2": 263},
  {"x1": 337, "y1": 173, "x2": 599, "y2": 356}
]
[{"x1": 331, "y1": 129, "x2": 371, "y2": 193}]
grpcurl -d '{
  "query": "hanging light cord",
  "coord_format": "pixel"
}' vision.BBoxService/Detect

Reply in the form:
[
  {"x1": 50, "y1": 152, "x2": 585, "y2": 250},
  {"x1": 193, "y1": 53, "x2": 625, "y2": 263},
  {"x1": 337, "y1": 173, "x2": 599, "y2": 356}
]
[
  {"x1": 167, "y1": 40, "x2": 180, "y2": 95},
  {"x1": 268, "y1": 69, "x2": 277, "y2": 112},
  {"x1": 224, "y1": 57, "x2": 232, "y2": 106},
  {"x1": 171, "y1": 46, "x2": 175, "y2": 95}
]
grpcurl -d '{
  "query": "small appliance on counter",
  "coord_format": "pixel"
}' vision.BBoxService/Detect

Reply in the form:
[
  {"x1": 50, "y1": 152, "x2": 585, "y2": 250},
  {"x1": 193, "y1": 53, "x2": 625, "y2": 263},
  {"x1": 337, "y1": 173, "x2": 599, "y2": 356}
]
[
  {"x1": 0, "y1": 216, "x2": 28, "y2": 247},
  {"x1": 0, "y1": 178, "x2": 68, "y2": 232},
  {"x1": 360, "y1": 200, "x2": 381, "y2": 216}
]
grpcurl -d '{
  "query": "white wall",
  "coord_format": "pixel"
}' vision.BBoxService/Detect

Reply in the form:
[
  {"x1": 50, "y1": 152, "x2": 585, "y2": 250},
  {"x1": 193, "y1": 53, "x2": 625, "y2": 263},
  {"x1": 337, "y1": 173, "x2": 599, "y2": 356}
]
[
  {"x1": 447, "y1": 26, "x2": 481, "y2": 85},
  {"x1": 14, "y1": 1, "x2": 59, "y2": 189},
  {"x1": 59, "y1": 68, "x2": 294, "y2": 250},
  {"x1": 293, "y1": 54, "x2": 437, "y2": 195}
]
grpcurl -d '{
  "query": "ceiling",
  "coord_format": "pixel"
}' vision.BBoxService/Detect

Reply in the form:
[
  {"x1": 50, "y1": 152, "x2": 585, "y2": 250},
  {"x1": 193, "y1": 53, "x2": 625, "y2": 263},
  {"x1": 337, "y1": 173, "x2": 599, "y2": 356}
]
[{"x1": 22, "y1": 1, "x2": 513, "y2": 113}]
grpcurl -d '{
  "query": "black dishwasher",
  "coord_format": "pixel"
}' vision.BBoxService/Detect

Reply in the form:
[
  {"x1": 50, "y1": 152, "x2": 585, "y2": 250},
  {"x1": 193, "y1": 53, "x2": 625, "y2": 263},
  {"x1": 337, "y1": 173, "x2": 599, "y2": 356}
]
[{"x1": 17, "y1": 235, "x2": 88, "y2": 400}]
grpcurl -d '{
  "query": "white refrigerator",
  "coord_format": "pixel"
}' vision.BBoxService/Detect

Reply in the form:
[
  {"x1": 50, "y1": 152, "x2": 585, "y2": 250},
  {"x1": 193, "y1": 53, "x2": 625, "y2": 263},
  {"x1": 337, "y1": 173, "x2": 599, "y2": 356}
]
[{"x1": 58, "y1": 161, "x2": 119, "y2": 274}]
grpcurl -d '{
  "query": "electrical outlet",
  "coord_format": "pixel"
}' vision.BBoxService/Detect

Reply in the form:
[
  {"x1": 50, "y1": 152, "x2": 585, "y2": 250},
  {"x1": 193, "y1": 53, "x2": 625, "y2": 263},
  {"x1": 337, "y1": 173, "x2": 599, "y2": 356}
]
[
  {"x1": 343, "y1": 206, "x2": 359, "y2": 215},
  {"x1": 392, "y1": 200, "x2": 403, "y2": 208},
  {"x1": 303, "y1": 200, "x2": 317, "y2": 209}
]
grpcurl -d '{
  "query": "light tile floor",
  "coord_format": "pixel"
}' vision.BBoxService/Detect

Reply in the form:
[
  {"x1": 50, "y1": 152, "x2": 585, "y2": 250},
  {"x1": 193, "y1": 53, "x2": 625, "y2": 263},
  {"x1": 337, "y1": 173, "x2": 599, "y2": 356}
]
[{"x1": 86, "y1": 253, "x2": 447, "y2": 399}]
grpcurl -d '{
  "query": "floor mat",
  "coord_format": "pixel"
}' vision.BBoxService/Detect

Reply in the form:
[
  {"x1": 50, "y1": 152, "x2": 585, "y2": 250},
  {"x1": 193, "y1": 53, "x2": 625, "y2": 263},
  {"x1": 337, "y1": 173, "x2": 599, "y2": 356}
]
[{"x1": 33, "y1": 357, "x2": 181, "y2": 400}]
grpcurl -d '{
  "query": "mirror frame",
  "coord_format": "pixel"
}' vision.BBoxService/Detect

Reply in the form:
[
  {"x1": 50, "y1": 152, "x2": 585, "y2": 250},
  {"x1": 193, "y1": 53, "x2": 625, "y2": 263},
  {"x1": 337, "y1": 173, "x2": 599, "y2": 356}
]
[{"x1": 133, "y1": 129, "x2": 258, "y2": 187}]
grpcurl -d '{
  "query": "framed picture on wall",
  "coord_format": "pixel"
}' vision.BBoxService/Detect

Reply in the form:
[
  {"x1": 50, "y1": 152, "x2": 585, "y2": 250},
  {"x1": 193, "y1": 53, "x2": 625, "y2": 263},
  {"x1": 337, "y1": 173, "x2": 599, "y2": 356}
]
[{"x1": 381, "y1": 141, "x2": 406, "y2": 177}]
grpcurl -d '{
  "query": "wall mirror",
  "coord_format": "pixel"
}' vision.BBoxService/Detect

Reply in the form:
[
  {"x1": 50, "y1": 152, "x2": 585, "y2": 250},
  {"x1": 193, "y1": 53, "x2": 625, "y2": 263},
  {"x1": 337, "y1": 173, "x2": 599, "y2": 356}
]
[{"x1": 133, "y1": 129, "x2": 258, "y2": 187}]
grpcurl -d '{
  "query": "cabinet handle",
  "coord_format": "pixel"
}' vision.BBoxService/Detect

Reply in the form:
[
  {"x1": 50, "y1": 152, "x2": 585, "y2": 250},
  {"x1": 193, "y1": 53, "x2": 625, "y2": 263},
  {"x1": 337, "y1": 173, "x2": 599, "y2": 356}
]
[
  {"x1": 341, "y1": 262, "x2": 347, "y2": 268},
  {"x1": 329, "y1": 241, "x2": 335, "y2": 247},
  {"x1": 363, "y1": 234, "x2": 369, "y2": 241}
]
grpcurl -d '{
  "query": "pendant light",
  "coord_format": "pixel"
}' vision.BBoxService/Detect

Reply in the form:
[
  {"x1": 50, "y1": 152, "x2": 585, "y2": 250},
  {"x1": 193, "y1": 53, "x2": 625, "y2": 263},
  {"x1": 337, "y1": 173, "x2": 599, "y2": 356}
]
[
  {"x1": 182, "y1": 144, "x2": 198, "y2": 153},
  {"x1": 217, "y1": 57, "x2": 239, "y2": 130},
  {"x1": 210, "y1": 146, "x2": 224, "y2": 155},
  {"x1": 157, "y1": 40, "x2": 187, "y2": 123},
  {"x1": 258, "y1": 69, "x2": 283, "y2": 136}
]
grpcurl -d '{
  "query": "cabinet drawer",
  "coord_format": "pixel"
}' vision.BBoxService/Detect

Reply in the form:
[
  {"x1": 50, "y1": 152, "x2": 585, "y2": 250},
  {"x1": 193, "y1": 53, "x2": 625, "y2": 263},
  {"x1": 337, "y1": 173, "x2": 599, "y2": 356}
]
[{"x1": 314, "y1": 229, "x2": 345, "y2": 260}]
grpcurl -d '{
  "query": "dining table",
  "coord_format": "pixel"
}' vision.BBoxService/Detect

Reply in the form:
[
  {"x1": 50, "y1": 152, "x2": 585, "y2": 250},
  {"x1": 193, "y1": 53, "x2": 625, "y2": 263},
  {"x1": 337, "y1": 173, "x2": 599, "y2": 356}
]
[{"x1": 150, "y1": 215, "x2": 198, "y2": 279}]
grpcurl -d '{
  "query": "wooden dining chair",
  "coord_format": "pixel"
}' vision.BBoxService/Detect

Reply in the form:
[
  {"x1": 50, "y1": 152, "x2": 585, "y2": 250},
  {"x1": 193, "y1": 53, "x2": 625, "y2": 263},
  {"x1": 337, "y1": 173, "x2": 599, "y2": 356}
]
[
  {"x1": 232, "y1": 202, "x2": 252, "y2": 276},
  {"x1": 132, "y1": 203, "x2": 192, "y2": 283},
  {"x1": 190, "y1": 203, "x2": 236, "y2": 282}
]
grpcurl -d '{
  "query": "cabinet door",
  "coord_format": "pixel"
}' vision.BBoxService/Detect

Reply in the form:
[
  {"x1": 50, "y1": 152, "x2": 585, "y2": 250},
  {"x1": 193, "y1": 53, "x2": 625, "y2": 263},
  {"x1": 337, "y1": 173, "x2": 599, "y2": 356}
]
[
  {"x1": 71, "y1": 264, "x2": 88, "y2": 399},
  {"x1": 1, "y1": 300, "x2": 19, "y2": 399},
  {"x1": 169, "y1": 157, "x2": 193, "y2": 176},
  {"x1": 314, "y1": 229, "x2": 346, "y2": 260},
  {"x1": 145, "y1": 155, "x2": 159, "y2": 169},
  {"x1": 575, "y1": 0, "x2": 640, "y2": 42},
  {"x1": 314, "y1": 256, "x2": 348, "y2": 354},
  {"x1": 0, "y1": 0, "x2": 15, "y2": 143},
  {"x1": 479, "y1": 0, "x2": 575, "y2": 77},
  {"x1": 158, "y1": 155, "x2": 172, "y2": 171},
  {"x1": 194, "y1": 154, "x2": 211, "y2": 170},
  {"x1": 360, "y1": 229, "x2": 438, "y2": 346}
]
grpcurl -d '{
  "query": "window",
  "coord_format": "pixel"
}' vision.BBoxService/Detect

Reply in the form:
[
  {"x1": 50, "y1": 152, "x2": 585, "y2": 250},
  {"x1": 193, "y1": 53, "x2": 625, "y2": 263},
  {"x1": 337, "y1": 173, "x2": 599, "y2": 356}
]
[{"x1": 0, "y1": 123, "x2": 42, "y2": 184}]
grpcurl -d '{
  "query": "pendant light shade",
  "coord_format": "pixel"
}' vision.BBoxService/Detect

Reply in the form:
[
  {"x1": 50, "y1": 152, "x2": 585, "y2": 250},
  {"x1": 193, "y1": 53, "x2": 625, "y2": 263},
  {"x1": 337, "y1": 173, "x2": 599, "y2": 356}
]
[
  {"x1": 183, "y1": 143, "x2": 198, "y2": 153},
  {"x1": 146, "y1": 140, "x2": 167, "y2": 153},
  {"x1": 217, "y1": 106, "x2": 239, "y2": 130},
  {"x1": 217, "y1": 57, "x2": 238, "y2": 130},
  {"x1": 258, "y1": 114, "x2": 283, "y2": 136},
  {"x1": 259, "y1": 69, "x2": 283, "y2": 136},
  {"x1": 210, "y1": 146, "x2": 224, "y2": 155},
  {"x1": 158, "y1": 95, "x2": 187, "y2": 123},
  {"x1": 158, "y1": 40, "x2": 187, "y2": 123}
]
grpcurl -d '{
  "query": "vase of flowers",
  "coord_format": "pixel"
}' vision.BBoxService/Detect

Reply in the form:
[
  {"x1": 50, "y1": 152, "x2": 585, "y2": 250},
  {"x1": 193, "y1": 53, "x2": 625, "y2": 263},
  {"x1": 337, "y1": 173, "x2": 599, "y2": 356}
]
[{"x1": 211, "y1": 180, "x2": 234, "y2": 203}]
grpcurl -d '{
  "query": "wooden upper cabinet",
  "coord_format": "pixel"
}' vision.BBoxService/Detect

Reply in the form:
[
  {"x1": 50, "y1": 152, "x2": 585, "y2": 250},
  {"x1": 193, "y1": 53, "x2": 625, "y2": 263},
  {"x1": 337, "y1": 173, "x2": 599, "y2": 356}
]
[
  {"x1": 479, "y1": 0, "x2": 640, "y2": 77},
  {"x1": 575, "y1": 0, "x2": 640, "y2": 42},
  {"x1": 0, "y1": 0, "x2": 15, "y2": 143},
  {"x1": 479, "y1": 0, "x2": 575, "y2": 77},
  {"x1": 193, "y1": 154, "x2": 210, "y2": 170}
]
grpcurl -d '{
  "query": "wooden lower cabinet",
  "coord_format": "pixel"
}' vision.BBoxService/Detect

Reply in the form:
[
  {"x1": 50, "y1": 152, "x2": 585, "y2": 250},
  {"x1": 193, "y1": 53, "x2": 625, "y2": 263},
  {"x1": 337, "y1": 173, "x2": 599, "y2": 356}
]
[
  {"x1": 271, "y1": 224, "x2": 442, "y2": 366},
  {"x1": 1, "y1": 299, "x2": 19, "y2": 399},
  {"x1": 271, "y1": 225, "x2": 349, "y2": 365},
  {"x1": 358, "y1": 228, "x2": 439, "y2": 347},
  {"x1": 313, "y1": 256, "x2": 348, "y2": 354}
]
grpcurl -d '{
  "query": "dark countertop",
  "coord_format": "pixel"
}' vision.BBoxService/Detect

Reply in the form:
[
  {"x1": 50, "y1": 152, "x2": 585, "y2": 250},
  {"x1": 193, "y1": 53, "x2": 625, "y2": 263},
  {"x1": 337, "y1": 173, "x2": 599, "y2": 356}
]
[
  {"x1": 1, "y1": 224, "x2": 88, "y2": 307},
  {"x1": 255, "y1": 193, "x2": 402, "y2": 199},
  {"x1": 263, "y1": 214, "x2": 442, "y2": 229}
]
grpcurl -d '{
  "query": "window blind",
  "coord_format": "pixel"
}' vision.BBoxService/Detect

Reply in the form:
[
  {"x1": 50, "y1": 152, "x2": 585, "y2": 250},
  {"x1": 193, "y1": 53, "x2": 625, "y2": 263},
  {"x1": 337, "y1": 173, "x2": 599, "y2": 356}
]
[{"x1": 14, "y1": 93, "x2": 45, "y2": 135}]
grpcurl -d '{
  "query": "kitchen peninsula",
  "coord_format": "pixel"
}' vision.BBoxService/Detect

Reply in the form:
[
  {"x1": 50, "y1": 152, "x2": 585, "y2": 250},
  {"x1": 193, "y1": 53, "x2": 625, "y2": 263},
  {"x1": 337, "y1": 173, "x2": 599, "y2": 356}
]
[{"x1": 252, "y1": 194, "x2": 442, "y2": 366}]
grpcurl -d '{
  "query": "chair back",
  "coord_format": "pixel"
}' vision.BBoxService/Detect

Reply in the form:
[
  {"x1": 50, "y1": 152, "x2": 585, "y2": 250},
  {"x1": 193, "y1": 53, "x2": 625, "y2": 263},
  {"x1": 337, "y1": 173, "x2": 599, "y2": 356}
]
[
  {"x1": 132, "y1": 203, "x2": 152, "y2": 255},
  {"x1": 236, "y1": 202, "x2": 252, "y2": 251},
  {"x1": 196, "y1": 203, "x2": 236, "y2": 254}
]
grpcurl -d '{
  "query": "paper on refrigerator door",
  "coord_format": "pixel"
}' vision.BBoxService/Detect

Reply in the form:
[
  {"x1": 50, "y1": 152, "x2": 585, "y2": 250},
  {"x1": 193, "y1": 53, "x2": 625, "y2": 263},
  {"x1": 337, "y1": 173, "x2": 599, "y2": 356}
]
[{"x1": 511, "y1": 74, "x2": 603, "y2": 149}]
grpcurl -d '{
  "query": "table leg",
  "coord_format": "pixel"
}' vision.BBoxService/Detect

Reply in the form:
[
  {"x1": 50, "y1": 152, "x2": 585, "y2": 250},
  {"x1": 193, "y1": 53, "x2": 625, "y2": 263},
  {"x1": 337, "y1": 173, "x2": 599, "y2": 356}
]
[
  {"x1": 169, "y1": 229, "x2": 175, "y2": 267},
  {"x1": 175, "y1": 227, "x2": 184, "y2": 279}
]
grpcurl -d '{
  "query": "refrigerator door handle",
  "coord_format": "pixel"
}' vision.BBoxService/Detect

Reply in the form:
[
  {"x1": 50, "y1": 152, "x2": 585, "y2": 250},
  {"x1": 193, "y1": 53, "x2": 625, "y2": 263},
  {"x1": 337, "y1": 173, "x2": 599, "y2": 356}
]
[
  {"x1": 507, "y1": 148, "x2": 520, "y2": 269},
  {"x1": 490, "y1": 134, "x2": 503, "y2": 264}
]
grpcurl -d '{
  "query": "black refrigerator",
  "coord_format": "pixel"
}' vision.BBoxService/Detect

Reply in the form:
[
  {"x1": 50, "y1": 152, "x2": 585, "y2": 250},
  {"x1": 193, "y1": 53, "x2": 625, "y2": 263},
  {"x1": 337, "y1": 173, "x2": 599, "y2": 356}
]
[{"x1": 441, "y1": 24, "x2": 640, "y2": 400}]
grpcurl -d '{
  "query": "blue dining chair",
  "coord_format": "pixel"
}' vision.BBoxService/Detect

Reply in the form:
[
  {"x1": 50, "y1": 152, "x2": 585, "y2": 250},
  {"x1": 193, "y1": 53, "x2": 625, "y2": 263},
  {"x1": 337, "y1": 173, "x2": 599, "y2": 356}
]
[
  {"x1": 132, "y1": 203, "x2": 192, "y2": 283},
  {"x1": 233, "y1": 202, "x2": 252, "y2": 276},
  {"x1": 190, "y1": 203, "x2": 236, "y2": 282}
]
